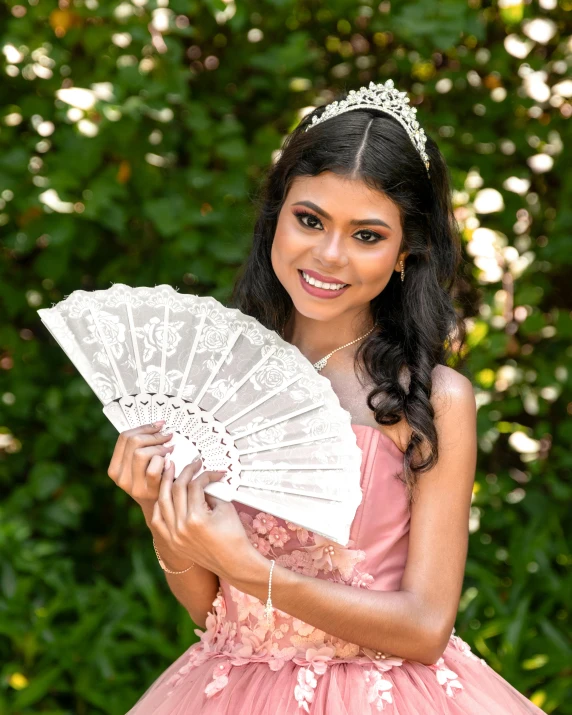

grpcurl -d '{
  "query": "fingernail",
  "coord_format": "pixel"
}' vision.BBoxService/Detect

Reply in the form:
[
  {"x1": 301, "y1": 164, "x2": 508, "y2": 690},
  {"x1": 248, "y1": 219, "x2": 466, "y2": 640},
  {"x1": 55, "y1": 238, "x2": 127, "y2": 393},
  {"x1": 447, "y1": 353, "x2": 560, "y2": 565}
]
[
  {"x1": 191, "y1": 454, "x2": 202, "y2": 463},
  {"x1": 153, "y1": 420, "x2": 166, "y2": 428},
  {"x1": 165, "y1": 453, "x2": 171, "y2": 469}
]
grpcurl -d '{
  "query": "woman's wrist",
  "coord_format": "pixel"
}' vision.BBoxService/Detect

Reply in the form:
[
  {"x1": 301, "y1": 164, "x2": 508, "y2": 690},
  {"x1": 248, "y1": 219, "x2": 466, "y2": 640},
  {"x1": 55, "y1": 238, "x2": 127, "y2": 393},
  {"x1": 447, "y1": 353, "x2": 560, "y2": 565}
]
[{"x1": 152, "y1": 533, "x2": 195, "y2": 572}]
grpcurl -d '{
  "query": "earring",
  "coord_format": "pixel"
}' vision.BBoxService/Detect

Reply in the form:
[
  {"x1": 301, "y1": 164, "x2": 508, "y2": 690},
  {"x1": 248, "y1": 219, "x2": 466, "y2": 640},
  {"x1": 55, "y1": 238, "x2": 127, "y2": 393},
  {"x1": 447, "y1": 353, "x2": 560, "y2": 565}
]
[{"x1": 400, "y1": 260, "x2": 405, "y2": 283}]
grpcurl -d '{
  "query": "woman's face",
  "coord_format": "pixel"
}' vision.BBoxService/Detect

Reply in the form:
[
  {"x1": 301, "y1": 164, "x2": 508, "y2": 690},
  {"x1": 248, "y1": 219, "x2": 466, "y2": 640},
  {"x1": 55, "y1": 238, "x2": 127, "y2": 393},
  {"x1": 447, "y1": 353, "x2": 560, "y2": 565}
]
[{"x1": 271, "y1": 171, "x2": 406, "y2": 325}]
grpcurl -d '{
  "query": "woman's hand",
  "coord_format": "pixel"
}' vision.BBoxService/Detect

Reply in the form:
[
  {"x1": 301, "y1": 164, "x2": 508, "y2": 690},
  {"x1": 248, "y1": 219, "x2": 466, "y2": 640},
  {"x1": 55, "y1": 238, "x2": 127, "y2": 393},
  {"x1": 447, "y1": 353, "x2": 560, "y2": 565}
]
[
  {"x1": 151, "y1": 455, "x2": 259, "y2": 581},
  {"x1": 107, "y1": 421, "x2": 175, "y2": 513}
]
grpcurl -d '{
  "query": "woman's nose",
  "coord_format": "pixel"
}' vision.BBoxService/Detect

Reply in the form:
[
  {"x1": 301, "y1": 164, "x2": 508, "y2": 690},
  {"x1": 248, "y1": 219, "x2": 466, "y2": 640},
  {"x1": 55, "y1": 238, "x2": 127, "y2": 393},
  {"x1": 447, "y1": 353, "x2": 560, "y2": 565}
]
[{"x1": 311, "y1": 232, "x2": 349, "y2": 267}]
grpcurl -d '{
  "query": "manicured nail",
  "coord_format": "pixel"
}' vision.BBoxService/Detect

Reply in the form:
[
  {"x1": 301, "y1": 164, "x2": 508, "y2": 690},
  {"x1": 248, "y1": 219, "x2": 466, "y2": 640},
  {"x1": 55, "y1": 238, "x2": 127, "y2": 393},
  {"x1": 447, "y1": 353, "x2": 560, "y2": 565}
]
[
  {"x1": 153, "y1": 420, "x2": 166, "y2": 428},
  {"x1": 165, "y1": 453, "x2": 171, "y2": 470},
  {"x1": 191, "y1": 454, "x2": 202, "y2": 464}
]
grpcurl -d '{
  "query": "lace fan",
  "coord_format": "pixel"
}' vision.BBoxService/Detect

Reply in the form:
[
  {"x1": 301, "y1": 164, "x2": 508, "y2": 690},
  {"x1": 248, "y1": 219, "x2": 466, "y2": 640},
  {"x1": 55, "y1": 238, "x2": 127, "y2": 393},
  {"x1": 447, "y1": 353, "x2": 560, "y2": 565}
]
[{"x1": 37, "y1": 284, "x2": 364, "y2": 545}]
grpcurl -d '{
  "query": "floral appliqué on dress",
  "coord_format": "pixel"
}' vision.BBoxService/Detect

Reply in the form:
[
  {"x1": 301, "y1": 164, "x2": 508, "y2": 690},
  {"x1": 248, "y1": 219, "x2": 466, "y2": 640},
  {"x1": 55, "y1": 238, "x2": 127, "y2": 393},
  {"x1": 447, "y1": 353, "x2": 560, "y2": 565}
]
[{"x1": 164, "y1": 510, "x2": 480, "y2": 711}]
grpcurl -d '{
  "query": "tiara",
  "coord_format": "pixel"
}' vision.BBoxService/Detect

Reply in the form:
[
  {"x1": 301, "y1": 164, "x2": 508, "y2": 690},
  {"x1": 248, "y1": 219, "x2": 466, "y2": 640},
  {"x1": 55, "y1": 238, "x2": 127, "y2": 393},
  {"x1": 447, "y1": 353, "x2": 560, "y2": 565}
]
[{"x1": 304, "y1": 79, "x2": 430, "y2": 176}]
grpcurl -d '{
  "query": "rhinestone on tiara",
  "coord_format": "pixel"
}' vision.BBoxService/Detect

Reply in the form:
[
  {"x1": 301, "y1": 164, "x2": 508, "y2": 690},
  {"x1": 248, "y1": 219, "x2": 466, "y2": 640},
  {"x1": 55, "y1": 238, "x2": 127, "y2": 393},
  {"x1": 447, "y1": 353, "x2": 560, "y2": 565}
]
[{"x1": 304, "y1": 79, "x2": 430, "y2": 175}]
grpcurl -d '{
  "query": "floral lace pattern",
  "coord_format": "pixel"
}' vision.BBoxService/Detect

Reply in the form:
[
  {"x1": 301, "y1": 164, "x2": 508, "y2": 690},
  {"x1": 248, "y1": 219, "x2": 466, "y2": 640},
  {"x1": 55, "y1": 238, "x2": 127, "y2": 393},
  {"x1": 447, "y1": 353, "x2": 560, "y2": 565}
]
[{"x1": 164, "y1": 510, "x2": 486, "y2": 710}]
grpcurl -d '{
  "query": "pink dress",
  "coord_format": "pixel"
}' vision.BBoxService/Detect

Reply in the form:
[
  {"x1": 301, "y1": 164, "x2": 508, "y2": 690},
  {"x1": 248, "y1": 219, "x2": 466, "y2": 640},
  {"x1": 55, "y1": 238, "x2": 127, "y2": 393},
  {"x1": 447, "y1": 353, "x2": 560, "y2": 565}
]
[{"x1": 127, "y1": 424, "x2": 546, "y2": 714}]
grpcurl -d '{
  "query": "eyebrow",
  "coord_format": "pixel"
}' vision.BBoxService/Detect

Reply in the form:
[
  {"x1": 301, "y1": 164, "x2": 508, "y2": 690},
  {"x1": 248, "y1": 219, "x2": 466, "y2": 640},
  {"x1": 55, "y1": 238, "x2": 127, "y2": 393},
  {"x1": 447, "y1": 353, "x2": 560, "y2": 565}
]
[{"x1": 291, "y1": 200, "x2": 392, "y2": 230}]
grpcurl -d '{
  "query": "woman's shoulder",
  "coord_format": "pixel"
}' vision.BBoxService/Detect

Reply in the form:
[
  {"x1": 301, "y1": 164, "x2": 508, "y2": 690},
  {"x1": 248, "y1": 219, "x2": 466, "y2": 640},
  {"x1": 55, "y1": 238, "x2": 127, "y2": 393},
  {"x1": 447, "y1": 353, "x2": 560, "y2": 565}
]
[{"x1": 430, "y1": 365, "x2": 475, "y2": 412}]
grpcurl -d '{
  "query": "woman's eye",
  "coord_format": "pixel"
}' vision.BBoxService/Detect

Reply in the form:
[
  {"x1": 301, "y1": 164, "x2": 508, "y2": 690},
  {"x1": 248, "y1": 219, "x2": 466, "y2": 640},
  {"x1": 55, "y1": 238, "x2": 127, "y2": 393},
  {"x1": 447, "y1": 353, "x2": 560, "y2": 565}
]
[
  {"x1": 295, "y1": 211, "x2": 323, "y2": 230},
  {"x1": 355, "y1": 230, "x2": 383, "y2": 244}
]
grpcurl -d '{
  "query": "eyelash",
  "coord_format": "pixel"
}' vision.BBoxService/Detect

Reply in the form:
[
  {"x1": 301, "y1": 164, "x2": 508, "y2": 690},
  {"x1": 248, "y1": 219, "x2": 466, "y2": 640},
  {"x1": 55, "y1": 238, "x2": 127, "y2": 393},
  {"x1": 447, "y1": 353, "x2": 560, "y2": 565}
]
[{"x1": 292, "y1": 210, "x2": 385, "y2": 244}]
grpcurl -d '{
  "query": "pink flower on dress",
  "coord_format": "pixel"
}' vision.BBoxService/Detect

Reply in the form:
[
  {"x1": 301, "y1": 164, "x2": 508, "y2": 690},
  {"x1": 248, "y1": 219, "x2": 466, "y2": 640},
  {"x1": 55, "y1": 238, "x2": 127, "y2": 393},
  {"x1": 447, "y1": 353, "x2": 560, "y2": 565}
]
[
  {"x1": 330, "y1": 638, "x2": 361, "y2": 658},
  {"x1": 204, "y1": 660, "x2": 232, "y2": 698},
  {"x1": 351, "y1": 571, "x2": 374, "y2": 588},
  {"x1": 429, "y1": 657, "x2": 463, "y2": 698},
  {"x1": 268, "y1": 525, "x2": 290, "y2": 549},
  {"x1": 364, "y1": 669, "x2": 394, "y2": 711},
  {"x1": 249, "y1": 533, "x2": 272, "y2": 555},
  {"x1": 252, "y1": 512, "x2": 277, "y2": 535},
  {"x1": 229, "y1": 585, "x2": 266, "y2": 622},
  {"x1": 267, "y1": 643, "x2": 298, "y2": 671},
  {"x1": 277, "y1": 550, "x2": 319, "y2": 577},
  {"x1": 362, "y1": 648, "x2": 404, "y2": 672},
  {"x1": 286, "y1": 520, "x2": 310, "y2": 545},
  {"x1": 294, "y1": 666, "x2": 318, "y2": 713},
  {"x1": 305, "y1": 645, "x2": 336, "y2": 674},
  {"x1": 304, "y1": 535, "x2": 366, "y2": 581}
]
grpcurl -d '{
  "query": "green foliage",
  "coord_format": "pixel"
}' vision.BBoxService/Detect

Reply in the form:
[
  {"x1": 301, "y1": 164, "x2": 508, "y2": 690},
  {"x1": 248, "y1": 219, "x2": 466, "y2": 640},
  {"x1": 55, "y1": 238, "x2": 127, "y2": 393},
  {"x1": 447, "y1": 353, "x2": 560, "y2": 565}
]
[{"x1": 0, "y1": 0, "x2": 570, "y2": 712}]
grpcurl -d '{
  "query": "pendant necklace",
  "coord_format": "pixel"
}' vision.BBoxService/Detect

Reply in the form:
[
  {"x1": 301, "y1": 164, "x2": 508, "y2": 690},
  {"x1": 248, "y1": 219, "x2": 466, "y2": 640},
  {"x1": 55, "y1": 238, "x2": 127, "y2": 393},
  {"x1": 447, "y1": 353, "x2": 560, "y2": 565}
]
[{"x1": 311, "y1": 326, "x2": 375, "y2": 372}]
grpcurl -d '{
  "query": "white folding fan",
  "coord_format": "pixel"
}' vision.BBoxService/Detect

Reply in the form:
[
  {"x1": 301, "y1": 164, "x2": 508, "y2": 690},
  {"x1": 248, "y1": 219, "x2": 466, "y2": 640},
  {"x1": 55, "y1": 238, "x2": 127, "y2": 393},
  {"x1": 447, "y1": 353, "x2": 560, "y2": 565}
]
[{"x1": 37, "y1": 284, "x2": 364, "y2": 545}]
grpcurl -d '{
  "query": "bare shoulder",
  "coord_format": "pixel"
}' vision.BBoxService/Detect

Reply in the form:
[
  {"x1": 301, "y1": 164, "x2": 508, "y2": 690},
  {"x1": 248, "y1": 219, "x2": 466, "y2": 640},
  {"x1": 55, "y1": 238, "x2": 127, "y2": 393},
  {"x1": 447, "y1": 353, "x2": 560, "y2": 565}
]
[{"x1": 430, "y1": 364, "x2": 475, "y2": 416}]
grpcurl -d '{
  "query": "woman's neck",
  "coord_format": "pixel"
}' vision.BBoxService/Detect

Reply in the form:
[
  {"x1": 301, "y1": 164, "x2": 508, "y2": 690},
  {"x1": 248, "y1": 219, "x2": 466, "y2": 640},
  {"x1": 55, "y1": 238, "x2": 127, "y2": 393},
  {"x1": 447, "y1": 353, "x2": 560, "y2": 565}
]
[{"x1": 283, "y1": 308, "x2": 374, "y2": 365}]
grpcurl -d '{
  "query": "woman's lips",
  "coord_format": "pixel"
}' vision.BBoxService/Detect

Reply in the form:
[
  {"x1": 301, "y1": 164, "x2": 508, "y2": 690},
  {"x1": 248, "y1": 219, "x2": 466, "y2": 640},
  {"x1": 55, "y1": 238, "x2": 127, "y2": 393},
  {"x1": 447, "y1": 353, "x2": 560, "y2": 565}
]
[{"x1": 298, "y1": 270, "x2": 350, "y2": 299}]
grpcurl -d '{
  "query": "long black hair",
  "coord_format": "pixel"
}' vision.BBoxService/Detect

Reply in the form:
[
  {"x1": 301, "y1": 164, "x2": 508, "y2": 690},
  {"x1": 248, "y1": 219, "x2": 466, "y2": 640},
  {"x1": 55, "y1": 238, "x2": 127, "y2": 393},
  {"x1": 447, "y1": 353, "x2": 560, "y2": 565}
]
[{"x1": 231, "y1": 89, "x2": 469, "y2": 505}]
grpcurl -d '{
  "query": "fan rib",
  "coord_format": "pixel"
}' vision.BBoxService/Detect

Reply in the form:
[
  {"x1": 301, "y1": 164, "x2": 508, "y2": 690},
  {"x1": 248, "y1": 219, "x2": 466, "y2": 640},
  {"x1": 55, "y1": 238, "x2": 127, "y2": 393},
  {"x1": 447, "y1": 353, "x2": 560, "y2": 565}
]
[
  {"x1": 194, "y1": 327, "x2": 244, "y2": 405},
  {"x1": 231, "y1": 400, "x2": 325, "y2": 439},
  {"x1": 210, "y1": 346, "x2": 277, "y2": 416},
  {"x1": 125, "y1": 301, "x2": 144, "y2": 392},
  {"x1": 177, "y1": 313, "x2": 207, "y2": 398},
  {"x1": 88, "y1": 306, "x2": 128, "y2": 397},
  {"x1": 159, "y1": 303, "x2": 170, "y2": 394},
  {"x1": 220, "y1": 373, "x2": 303, "y2": 427},
  {"x1": 238, "y1": 432, "x2": 341, "y2": 456},
  {"x1": 244, "y1": 463, "x2": 351, "y2": 470}
]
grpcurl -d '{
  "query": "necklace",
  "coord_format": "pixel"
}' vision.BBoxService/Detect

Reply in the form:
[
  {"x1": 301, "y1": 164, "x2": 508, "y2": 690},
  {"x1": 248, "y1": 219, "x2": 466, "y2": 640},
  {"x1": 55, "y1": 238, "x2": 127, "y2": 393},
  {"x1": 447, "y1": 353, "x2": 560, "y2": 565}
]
[{"x1": 312, "y1": 326, "x2": 375, "y2": 372}]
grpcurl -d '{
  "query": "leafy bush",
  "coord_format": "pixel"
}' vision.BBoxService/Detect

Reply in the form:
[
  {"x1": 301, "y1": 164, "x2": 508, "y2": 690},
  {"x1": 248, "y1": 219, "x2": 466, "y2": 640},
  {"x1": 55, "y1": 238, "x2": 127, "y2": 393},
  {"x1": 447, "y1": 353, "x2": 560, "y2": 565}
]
[{"x1": 0, "y1": 0, "x2": 570, "y2": 712}]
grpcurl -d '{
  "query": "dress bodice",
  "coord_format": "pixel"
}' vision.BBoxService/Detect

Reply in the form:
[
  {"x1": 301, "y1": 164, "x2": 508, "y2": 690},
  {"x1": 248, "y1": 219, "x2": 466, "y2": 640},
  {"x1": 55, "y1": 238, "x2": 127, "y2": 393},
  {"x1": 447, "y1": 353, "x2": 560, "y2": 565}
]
[{"x1": 191, "y1": 424, "x2": 411, "y2": 667}]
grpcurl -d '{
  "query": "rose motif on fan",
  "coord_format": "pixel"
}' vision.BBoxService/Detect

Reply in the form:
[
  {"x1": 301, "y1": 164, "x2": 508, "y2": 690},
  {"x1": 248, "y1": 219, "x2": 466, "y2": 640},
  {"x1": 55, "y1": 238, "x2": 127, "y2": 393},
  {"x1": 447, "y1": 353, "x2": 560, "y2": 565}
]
[
  {"x1": 141, "y1": 365, "x2": 182, "y2": 394},
  {"x1": 304, "y1": 417, "x2": 330, "y2": 438},
  {"x1": 201, "y1": 324, "x2": 229, "y2": 352},
  {"x1": 92, "y1": 372, "x2": 120, "y2": 403},
  {"x1": 136, "y1": 316, "x2": 184, "y2": 362},
  {"x1": 251, "y1": 422, "x2": 288, "y2": 447},
  {"x1": 84, "y1": 310, "x2": 126, "y2": 363}
]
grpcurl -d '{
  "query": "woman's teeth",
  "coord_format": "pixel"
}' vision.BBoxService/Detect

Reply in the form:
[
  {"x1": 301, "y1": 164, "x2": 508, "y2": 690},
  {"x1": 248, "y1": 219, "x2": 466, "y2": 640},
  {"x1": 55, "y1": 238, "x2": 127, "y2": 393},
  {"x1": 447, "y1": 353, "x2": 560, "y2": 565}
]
[{"x1": 301, "y1": 271, "x2": 348, "y2": 291}]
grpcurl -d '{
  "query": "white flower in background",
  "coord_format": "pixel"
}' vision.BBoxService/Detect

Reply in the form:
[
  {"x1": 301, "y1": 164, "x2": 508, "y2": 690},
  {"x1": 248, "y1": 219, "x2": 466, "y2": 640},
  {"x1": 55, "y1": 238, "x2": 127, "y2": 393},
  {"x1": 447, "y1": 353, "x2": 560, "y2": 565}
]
[
  {"x1": 466, "y1": 228, "x2": 506, "y2": 283},
  {"x1": 2, "y1": 44, "x2": 25, "y2": 63},
  {"x1": 509, "y1": 431, "x2": 540, "y2": 455},
  {"x1": 151, "y1": 7, "x2": 172, "y2": 31},
  {"x1": 523, "y1": 71, "x2": 550, "y2": 102},
  {"x1": 553, "y1": 79, "x2": 572, "y2": 98},
  {"x1": 504, "y1": 34, "x2": 534, "y2": 59},
  {"x1": 503, "y1": 177, "x2": 530, "y2": 195},
  {"x1": 522, "y1": 18, "x2": 557, "y2": 44},
  {"x1": 91, "y1": 82, "x2": 114, "y2": 102},
  {"x1": 38, "y1": 189, "x2": 74, "y2": 213},
  {"x1": 464, "y1": 169, "x2": 484, "y2": 190},
  {"x1": 56, "y1": 87, "x2": 97, "y2": 111},
  {"x1": 77, "y1": 119, "x2": 99, "y2": 137},
  {"x1": 473, "y1": 188, "x2": 504, "y2": 213},
  {"x1": 527, "y1": 153, "x2": 553, "y2": 173}
]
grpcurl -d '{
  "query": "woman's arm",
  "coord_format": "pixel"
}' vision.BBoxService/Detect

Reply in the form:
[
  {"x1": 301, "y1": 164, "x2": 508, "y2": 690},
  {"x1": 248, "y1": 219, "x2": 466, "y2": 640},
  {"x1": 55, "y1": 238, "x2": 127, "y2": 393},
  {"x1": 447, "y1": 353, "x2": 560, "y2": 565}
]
[
  {"x1": 141, "y1": 502, "x2": 219, "y2": 629},
  {"x1": 224, "y1": 367, "x2": 477, "y2": 665}
]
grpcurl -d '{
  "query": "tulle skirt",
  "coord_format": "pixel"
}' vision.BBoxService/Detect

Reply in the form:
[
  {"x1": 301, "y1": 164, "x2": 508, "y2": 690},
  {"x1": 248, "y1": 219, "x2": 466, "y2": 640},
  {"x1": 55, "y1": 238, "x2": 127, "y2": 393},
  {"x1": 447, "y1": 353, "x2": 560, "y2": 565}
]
[{"x1": 126, "y1": 634, "x2": 546, "y2": 714}]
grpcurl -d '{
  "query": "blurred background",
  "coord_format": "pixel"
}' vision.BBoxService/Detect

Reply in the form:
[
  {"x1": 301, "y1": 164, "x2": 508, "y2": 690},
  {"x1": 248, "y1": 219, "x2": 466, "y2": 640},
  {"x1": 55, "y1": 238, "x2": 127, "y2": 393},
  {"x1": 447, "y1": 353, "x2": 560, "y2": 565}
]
[{"x1": 0, "y1": 0, "x2": 571, "y2": 712}]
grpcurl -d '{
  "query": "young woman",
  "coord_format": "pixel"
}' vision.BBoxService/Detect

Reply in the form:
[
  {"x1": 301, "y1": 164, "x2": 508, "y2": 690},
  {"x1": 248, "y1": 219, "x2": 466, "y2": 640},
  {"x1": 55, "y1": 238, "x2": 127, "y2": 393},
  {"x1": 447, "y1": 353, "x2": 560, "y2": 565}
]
[{"x1": 111, "y1": 81, "x2": 546, "y2": 713}]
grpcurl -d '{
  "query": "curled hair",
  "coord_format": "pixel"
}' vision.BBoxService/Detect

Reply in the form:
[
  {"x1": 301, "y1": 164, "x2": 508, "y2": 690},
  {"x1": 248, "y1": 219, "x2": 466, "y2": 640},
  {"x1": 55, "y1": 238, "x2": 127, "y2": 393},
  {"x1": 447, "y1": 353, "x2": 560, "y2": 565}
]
[{"x1": 231, "y1": 89, "x2": 469, "y2": 505}]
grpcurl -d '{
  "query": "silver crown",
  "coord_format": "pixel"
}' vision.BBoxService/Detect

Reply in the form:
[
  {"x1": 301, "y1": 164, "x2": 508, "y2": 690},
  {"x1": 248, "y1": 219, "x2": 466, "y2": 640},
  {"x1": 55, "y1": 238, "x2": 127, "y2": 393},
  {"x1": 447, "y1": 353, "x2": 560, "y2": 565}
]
[{"x1": 305, "y1": 79, "x2": 430, "y2": 175}]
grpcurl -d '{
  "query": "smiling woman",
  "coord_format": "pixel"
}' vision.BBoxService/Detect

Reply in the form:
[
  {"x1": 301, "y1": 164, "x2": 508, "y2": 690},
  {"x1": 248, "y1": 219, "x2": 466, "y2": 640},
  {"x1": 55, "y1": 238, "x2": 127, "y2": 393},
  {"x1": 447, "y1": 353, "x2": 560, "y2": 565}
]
[{"x1": 125, "y1": 81, "x2": 547, "y2": 714}]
